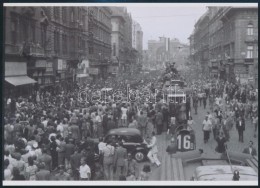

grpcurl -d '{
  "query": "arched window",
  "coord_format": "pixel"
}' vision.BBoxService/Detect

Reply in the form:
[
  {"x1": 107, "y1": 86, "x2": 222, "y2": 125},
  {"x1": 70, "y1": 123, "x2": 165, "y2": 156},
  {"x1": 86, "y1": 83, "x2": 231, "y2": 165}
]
[{"x1": 247, "y1": 23, "x2": 253, "y2": 35}]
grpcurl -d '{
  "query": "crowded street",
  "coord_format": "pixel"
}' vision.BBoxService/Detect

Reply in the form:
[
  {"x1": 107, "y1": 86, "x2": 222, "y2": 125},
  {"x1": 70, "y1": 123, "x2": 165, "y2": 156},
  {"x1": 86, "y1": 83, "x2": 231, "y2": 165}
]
[{"x1": 3, "y1": 4, "x2": 258, "y2": 183}]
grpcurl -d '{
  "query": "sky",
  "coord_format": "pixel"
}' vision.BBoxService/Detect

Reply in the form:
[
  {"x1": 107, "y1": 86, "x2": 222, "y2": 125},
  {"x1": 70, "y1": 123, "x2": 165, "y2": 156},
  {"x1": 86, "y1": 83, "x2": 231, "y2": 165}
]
[
  {"x1": 127, "y1": 5, "x2": 207, "y2": 49},
  {"x1": 126, "y1": 3, "x2": 257, "y2": 49}
]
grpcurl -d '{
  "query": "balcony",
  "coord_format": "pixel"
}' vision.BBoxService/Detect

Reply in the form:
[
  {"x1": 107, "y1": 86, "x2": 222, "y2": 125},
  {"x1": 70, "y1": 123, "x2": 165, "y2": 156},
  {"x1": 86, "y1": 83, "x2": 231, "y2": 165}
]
[
  {"x1": 245, "y1": 58, "x2": 254, "y2": 64},
  {"x1": 5, "y1": 43, "x2": 20, "y2": 55},
  {"x1": 245, "y1": 35, "x2": 258, "y2": 43}
]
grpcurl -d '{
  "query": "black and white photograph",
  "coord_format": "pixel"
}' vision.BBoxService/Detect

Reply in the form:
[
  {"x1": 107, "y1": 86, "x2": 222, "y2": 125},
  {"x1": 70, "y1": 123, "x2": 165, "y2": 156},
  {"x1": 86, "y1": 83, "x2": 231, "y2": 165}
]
[{"x1": 3, "y1": 2, "x2": 258, "y2": 186}]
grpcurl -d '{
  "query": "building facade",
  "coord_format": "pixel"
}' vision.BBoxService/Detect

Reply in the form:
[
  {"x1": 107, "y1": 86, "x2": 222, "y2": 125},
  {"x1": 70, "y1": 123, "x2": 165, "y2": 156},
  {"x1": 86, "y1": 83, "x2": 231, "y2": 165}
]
[
  {"x1": 191, "y1": 6, "x2": 258, "y2": 88},
  {"x1": 132, "y1": 20, "x2": 143, "y2": 68},
  {"x1": 147, "y1": 37, "x2": 189, "y2": 70},
  {"x1": 88, "y1": 7, "x2": 112, "y2": 79}
]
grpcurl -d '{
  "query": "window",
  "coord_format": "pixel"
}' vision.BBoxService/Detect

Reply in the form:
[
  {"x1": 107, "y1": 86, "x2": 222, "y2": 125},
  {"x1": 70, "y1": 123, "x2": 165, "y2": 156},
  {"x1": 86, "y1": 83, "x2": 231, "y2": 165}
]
[
  {"x1": 54, "y1": 31, "x2": 60, "y2": 54},
  {"x1": 62, "y1": 8, "x2": 67, "y2": 24},
  {"x1": 31, "y1": 23, "x2": 36, "y2": 43},
  {"x1": 54, "y1": 7, "x2": 59, "y2": 20},
  {"x1": 113, "y1": 43, "x2": 116, "y2": 56},
  {"x1": 246, "y1": 45, "x2": 254, "y2": 58},
  {"x1": 62, "y1": 34, "x2": 67, "y2": 54},
  {"x1": 11, "y1": 17, "x2": 17, "y2": 44},
  {"x1": 78, "y1": 36, "x2": 81, "y2": 48},
  {"x1": 40, "y1": 24, "x2": 47, "y2": 48},
  {"x1": 247, "y1": 23, "x2": 253, "y2": 35}
]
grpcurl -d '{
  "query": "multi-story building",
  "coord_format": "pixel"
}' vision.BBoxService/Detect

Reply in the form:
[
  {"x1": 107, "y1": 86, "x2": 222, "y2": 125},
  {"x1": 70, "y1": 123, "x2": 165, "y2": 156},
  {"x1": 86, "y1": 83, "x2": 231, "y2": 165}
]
[
  {"x1": 110, "y1": 7, "x2": 126, "y2": 75},
  {"x1": 88, "y1": 7, "x2": 112, "y2": 79},
  {"x1": 4, "y1": 6, "x2": 92, "y2": 96},
  {"x1": 191, "y1": 6, "x2": 258, "y2": 88},
  {"x1": 110, "y1": 7, "x2": 134, "y2": 74},
  {"x1": 193, "y1": 11, "x2": 210, "y2": 76},
  {"x1": 220, "y1": 6, "x2": 258, "y2": 87},
  {"x1": 132, "y1": 20, "x2": 143, "y2": 66},
  {"x1": 44, "y1": 7, "x2": 89, "y2": 89},
  {"x1": 4, "y1": 7, "x2": 48, "y2": 97}
]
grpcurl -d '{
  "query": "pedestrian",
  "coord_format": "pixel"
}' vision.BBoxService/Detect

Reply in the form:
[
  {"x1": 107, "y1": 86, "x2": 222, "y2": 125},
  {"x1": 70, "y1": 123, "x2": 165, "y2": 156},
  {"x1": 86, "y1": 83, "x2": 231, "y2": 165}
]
[
  {"x1": 70, "y1": 148, "x2": 82, "y2": 180},
  {"x1": 242, "y1": 141, "x2": 257, "y2": 156},
  {"x1": 35, "y1": 162, "x2": 51, "y2": 180},
  {"x1": 24, "y1": 156, "x2": 38, "y2": 180},
  {"x1": 155, "y1": 110, "x2": 163, "y2": 135},
  {"x1": 123, "y1": 153, "x2": 139, "y2": 180},
  {"x1": 236, "y1": 116, "x2": 245, "y2": 143},
  {"x1": 202, "y1": 116, "x2": 212, "y2": 143},
  {"x1": 57, "y1": 137, "x2": 66, "y2": 166},
  {"x1": 203, "y1": 94, "x2": 207, "y2": 109},
  {"x1": 147, "y1": 132, "x2": 161, "y2": 167},
  {"x1": 79, "y1": 157, "x2": 91, "y2": 180},
  {"x1": 137, "y1": 111, "x2": 147, "y2": 137},
  {"x1": 145, "y1": 117, "x2": 154, "y2": 138},
  {"x1": 113, "y1": 141, "x2": 127, "y2": 180},
  {"x1": 252, "y1": 114, "x2": 258, "y2": 138},
  {"x1": 121, "y1": 104, "x2": 128, "y2": 127},
  {"x1": 49, "y1": 136, "x2": 58, "y2": 171},
  {"x1": 193, "y1": 96, "x2": 198, "y2": 115},
  {"x1": 102, "y1": 140, "x2": 115, "y2": 180},
  {"x1": 12, "y1": 167, "x2": 26, "y2": 180},
  {"x1": 139, "y1": 164, "x2": 151, "y2": 180},
  {"x1": 54, "y1": 165, "x2": 70, "y2": 180},
  {"x1": 215, "y1": 132, "x2": 227, "y2": 154},
  {"x1": 64, "y1": 138, "x2": 75, "y2": 170}
]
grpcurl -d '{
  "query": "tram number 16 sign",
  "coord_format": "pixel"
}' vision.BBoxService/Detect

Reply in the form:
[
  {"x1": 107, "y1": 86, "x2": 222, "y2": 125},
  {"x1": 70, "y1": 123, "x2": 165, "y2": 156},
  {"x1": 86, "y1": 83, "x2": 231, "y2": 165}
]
[{"x1": 176, "y1": 129, "x2": 195, "y2": 152}]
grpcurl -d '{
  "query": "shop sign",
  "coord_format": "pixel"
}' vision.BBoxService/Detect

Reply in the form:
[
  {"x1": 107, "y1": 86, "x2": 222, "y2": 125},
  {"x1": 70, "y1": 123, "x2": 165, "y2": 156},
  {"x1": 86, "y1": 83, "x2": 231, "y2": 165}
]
[{"x1": 89, "y1": 68, "x2": 99, "y2": 75}]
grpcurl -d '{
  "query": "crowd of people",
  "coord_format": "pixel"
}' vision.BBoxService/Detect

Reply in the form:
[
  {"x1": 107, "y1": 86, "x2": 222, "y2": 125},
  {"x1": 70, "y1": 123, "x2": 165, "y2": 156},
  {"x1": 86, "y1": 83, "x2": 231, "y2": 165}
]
[
  {"x1": 4, "y1": 66, "x2": 258, "y2": 181},
  {"x1": 189, "y1": 78, "x2": 258, "y2": 155},
  {"x1": 3, "y1": 69, "x2": 168, "y2": 181}
]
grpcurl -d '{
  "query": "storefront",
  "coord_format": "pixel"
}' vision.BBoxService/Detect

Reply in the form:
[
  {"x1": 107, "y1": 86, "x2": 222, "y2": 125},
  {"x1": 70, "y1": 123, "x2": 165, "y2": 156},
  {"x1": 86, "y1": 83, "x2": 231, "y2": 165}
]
[{"x1": 5, "y1": 62, "x2": 37, "y2": 97}]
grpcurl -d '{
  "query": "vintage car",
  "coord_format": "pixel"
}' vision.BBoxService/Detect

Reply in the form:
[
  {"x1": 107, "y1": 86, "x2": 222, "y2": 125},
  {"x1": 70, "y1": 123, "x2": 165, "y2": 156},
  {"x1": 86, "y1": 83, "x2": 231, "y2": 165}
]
[{"x1": 104, "y1": 128, "x2": 150, "y2": 162}]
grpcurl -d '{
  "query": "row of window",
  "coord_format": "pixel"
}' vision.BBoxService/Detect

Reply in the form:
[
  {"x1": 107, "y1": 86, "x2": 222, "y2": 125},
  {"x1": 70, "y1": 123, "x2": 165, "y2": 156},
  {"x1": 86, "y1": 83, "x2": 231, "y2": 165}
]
[{"x1": 54, "y1": 31, "x2": 88, "y2": 55}]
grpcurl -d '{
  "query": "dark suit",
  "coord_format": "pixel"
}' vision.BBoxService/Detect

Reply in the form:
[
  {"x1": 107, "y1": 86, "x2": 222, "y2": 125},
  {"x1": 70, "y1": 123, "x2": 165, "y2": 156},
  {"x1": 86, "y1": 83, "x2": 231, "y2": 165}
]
[
  {"x1": 236, "y1": 119, "x2": 245, "y2": 142},
  {"x1": 37, "y1": 153, "x2": 52, "y2": 171},
  {"x1": 70, "y1": 125, "x2": 80, "y2": 141},
  {"x1": 70, "y1": 152, "x2": 82, "y2": 180},
  {"x1": 36, "y1": 169, "x2": 51, "y2": 180},
  {"x1": 243, "y1": 147, "x2": 257, "y2": 156},
  {"x1": 113, "y1": 146, "x2": 127, "y2": 179}
]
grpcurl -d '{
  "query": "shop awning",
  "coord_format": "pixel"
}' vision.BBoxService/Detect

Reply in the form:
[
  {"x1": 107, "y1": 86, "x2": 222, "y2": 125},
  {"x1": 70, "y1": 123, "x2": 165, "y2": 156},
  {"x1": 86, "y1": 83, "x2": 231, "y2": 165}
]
[{"x1": 5, "y1": 76, "x2": 37, "y2": 86}]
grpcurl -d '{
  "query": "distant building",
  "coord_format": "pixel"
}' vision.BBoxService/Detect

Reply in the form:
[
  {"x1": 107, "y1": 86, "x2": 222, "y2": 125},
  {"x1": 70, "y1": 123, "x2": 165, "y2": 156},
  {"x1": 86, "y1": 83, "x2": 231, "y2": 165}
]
[{"x1": 147, "y1": 37, "x2": 189, "y2": 70}]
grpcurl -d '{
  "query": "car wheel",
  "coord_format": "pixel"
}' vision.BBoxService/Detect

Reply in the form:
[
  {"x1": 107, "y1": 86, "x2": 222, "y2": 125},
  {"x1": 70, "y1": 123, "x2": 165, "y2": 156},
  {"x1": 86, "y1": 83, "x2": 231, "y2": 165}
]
[{"x1": 134, "y1": 151, "x2": 145, "y2": 162}]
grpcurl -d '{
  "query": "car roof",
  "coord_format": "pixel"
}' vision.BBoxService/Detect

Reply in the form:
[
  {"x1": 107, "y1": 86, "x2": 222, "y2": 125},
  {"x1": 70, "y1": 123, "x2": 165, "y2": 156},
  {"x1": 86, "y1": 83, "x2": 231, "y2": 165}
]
[
  {"x1": 107, "y1": 128, "x2": 141, "y2": 136},
  {"x1": 195, "y1": 165, "x2": 258, "y2": 181}
]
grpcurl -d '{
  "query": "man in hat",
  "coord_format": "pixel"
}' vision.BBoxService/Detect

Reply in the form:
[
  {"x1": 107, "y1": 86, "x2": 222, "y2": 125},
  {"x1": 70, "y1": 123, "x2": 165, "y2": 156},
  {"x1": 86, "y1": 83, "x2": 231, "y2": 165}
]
[
  {"x1": 36, "y1": 162, "x2": 51, "y2": 180},
  {"x1": 70, "y1": 148, "x2": 82, "y2": 180},
  {"x1": 113, "y1": 141, "x2": 127, "y2": 180},
  {"x1": 64, "y1": 138, "x2": 75, "y2": 170},
  {"x1": 37, "y1": 147, "x2": 52, "y2": 171},
  {"x1": 54, "y1": 165, "x2": 70, "y2": 180}
]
